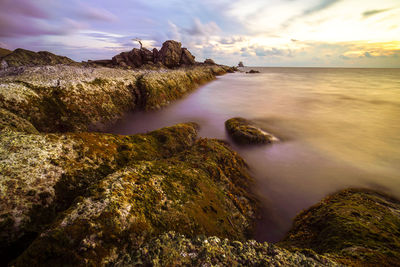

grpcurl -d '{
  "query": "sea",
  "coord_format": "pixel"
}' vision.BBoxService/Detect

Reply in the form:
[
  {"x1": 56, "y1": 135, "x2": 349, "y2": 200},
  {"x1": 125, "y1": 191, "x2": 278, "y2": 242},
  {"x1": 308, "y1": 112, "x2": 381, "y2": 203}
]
[{"x1": 108, "y1": 67, "x2": 400, "y2": 242}]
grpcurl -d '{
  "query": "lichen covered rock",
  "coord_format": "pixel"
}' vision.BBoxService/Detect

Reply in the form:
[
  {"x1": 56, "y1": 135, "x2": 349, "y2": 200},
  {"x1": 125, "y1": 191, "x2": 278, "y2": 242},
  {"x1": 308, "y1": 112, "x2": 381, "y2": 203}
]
[
  {"x1": 0, "y1": 108, "x2": 38, "y2": 133},
  {"x1": 225, "y1": 117, "x2": 278, "y2": 144},
  {"x1": 0, "y1": 65, "x2": 231, "y2": 132},
  {"x1": 1, "y1": 123, "x2": 259, "y2": 265},
  {"x1": 115, "y1": 231, "x2": 339, "y2": 266},
  {"x1": 279, "y1": 188, "x2": 400, "y2": 266}
]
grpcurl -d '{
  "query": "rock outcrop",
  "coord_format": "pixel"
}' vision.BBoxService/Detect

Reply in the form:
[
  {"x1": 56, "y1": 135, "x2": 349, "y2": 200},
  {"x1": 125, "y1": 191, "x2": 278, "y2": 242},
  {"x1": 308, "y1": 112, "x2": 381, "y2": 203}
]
[
  {"x1": 111, "y1": 40, "x2": 196, "y2": 69},
  {"x1": 0, "y1": 48, "x2": 75, "y2": 68},
  {"x1": 0, "y1": 64, "x2": 231, "y2": 132},
  {"x1": 279, "y1": 188, "x2": 400, "y2": 266},
  {"x1": 238, "y1": 61, "x2": 244, "y2": 67},
  {"x1": 1, "y1": 123, "x2": 258, "y2": 265},
  {"x1": 225, "y1": 117, "x2": 278, "y2": 144}
]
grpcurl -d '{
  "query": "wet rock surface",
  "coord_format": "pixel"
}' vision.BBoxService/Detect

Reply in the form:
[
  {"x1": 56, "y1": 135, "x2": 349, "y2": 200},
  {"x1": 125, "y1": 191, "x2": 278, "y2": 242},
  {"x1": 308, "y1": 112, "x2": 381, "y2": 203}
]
[
  {"x1": 279, "y1": 188, "x2": 400, "y2": 266},
  {"x1": 225, "y1": 117, "x2": 278, "y2": 144}
]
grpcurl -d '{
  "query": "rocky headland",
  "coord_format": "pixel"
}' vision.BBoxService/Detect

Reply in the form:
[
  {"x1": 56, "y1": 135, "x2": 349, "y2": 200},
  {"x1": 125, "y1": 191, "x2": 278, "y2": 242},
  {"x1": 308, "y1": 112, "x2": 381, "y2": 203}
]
[{"x1": 1, "y1": 41, "x2": 399, "y2": 266}]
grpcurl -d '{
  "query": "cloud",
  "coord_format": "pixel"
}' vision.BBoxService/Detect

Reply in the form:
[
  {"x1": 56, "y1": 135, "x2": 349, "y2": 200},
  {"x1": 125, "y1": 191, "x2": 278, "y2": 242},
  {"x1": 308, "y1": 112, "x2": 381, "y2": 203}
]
[
  {"x1": 0, "y1": 0, "x2": 50, "y2": 19},
  {"x1": 302, "y1": 0, "x2": 341, "y2": 16},
  {"x1": 184, "y1": 18, "x2": 220, "y2": 36},
  {"x1": 77, "y1": 6, "x2": 118, "y2": 22},
  {"x1": 362, "y1": 9, "x2": 391, "y2": 18}
]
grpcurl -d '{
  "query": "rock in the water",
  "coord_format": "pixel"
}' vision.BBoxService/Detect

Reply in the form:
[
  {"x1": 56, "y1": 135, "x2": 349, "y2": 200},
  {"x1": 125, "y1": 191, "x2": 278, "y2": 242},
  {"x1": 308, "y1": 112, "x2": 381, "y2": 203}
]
[
  {"x1": 180, "y1": 48, "x2": 195, "y2": 65},
  {"x1": 1, "y1": 48, "x2": 75, "y2": 67},
  {"x1": 238, "y1": 61, "x2": 244, "y2": 67},
  {"x1": 158, "y1": 40, "x2": 182, "y2": 68},
  {"x1": 279, "y1": 188, "x2": 400, "y2": 266},
  {"x1": 246, "y1": 69, "x2": 260, "y2": 73},
  {"x1": 225, "y1": 117, "x2": 278, "y2": 144},
  {"x1": 204, "y1": 58, "x2": 216, "y2": 65}
]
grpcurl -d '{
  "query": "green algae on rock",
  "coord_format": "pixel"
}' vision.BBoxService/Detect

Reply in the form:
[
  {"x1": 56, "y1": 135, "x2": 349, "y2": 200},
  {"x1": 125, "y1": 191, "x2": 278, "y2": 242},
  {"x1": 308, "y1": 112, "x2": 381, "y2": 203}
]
[
  {"x1": 0, "y1": 123, "x2": 198, "y2": 264},
  {"x1": 115, "y1": 231, "x2": 339, "y2": 266},
  {"x1": 0, "y1": 108, "x2": 38, "y2": 134},
  {"x1": 0, "y1": 65, "x2": 231, "y2": 132},
  {"x1": 1, "y1": 123, "x2": 258, "y2": 266},
  {"x1": 279, "y1": 188, "x2": 400, "y2": 266},
  {"x1": 225, "y1": 117, "x2": 278, "y2": 144}
]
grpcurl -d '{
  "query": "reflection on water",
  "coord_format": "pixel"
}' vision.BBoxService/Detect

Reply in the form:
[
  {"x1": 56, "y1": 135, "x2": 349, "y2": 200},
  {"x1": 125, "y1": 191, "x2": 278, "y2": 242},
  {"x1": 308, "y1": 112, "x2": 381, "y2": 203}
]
[{"x1": 108, "y1": 67, "x2": 400, "y2": 242}]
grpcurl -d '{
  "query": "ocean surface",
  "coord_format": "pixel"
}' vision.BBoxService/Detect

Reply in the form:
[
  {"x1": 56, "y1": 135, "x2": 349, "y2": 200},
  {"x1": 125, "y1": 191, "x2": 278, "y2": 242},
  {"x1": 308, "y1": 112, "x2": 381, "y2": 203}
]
[{"x1": 108, "y1": 67, "x2": 400, "y2": 242}]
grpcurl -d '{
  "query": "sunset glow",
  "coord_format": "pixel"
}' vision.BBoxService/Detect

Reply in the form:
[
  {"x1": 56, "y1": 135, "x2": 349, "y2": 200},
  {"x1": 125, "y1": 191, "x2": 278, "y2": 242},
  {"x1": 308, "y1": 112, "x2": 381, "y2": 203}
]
[{"x1": 1, "y1": 0, "x2": 399, "y2": 67}]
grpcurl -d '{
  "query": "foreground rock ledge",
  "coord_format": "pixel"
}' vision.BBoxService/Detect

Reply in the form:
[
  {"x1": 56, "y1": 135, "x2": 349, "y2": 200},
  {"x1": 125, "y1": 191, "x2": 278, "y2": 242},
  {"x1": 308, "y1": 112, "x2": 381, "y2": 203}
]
[
  {"x1": 1, "y1": 123, "x2": 258, "y2": 265},
  {"x1": 225, "y1": 117, "x2": 278, "y2": 145},
  {"x1": 279, "y1": 188, "x2": 400, "y2": 266}
]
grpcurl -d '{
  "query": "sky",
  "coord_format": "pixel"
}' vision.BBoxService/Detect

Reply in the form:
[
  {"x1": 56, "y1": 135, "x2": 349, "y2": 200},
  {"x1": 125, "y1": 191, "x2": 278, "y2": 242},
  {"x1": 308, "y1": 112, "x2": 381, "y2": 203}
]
[{"x1": 0, "y1": 0, "x2": 399, "y2": 67}]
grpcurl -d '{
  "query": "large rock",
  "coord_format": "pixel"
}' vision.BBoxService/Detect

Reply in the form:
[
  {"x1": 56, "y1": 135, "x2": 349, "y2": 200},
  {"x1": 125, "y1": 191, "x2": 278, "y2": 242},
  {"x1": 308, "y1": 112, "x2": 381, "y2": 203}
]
[
  {"x1": 158, "y1": 40, "x2": 183, "y2": 68},
  {"x1": 180, "y1": 48, "x2": 195, "y2": 65},
  {"x1": 4, "y1": 123, "x2": 258, "y2": 266},
  {"x1": 225, "y1": 117, "x2": 278, "y2": 144},
  {"x1": 279, "y1": 189, "x2": 400, "y2": 266},
  {"x1": 140, "y1": 47, "x2": 154, "y2": 63},
  {"x1": 1, "y1": 48, "x2": 75, "y2": 67},
  {"x1": 204, "y1": 58, "x2": 216, "y2": 65}
]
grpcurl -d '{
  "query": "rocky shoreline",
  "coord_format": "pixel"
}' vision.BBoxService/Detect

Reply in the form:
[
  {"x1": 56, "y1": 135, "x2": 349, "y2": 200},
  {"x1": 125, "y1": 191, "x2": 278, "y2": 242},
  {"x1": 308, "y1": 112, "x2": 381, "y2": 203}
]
[{"x1": 1, "y1": 42, "x2": 399, "y2": 266}]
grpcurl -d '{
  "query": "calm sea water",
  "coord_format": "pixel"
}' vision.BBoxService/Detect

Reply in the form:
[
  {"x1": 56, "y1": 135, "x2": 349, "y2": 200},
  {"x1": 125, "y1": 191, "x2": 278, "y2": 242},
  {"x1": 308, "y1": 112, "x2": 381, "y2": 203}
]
[{"x1": 108, "y1": 67, "x2": 400, "y2": 242}]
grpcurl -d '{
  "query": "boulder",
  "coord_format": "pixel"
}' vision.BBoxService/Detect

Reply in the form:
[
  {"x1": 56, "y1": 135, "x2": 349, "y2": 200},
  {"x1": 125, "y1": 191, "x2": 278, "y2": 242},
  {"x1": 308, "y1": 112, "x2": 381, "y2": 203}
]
[
  {"x1": 225, "y1": 117, "x2": 278, "y2": 144},
  {"x1": 180, "y1": 48, "x2": 195, "y2": 65},
  {"x1": 279, "y1": 188, "x2": 400, "y2": 266},
  {"x1": 140, "y1": 47, "x2": 154, "y2": 63},
  {"x1": 246, "y1": 69, "x2": 260, "y2": 74},
  {"x1": 0, "y1": 47, "x2": 12, "y2": 58},
  {"x1": 238, "y1": 61, "x2": 244, "y2": 67},
  {"x1": 158, "y1": 40, "x2": 182, "y2": 68},
  {"x1": 204, "y1": 58, "x2": 216, "y2": 65},
  {"x1": 152, "y1": 48, "x2": 159, "y2": 63}
]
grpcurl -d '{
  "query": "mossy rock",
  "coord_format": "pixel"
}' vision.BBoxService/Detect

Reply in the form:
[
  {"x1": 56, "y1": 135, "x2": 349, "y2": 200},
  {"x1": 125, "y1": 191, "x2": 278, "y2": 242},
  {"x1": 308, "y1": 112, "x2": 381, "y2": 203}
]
[
  {"x1": 0, "y1": 47, "x2": 12, "y2": 58},
  {"x1": 1, "y1": 123, "x2": 258, "y2": 265},
  {"x1": 1, "y1": 48, "x2": 75, "y2": 67},
  {"x1": 225, "y1": 117, "x2": 277, "y2": 145},
  {"x1": 0, "y1": 108, "x2": 38, "y2": 133},
  {"x1": 279, "y1": 188, "x2": 400, "y2": 266},
  {"x1": 114, "y1": 231, "x2": 339, "y2": 266}
]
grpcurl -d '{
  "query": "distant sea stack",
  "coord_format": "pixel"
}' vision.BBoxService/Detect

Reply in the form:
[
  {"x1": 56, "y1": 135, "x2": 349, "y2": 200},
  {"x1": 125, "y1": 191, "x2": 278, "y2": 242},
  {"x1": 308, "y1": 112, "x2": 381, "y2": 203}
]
[
  {"x1": 109, "y1": 40, "x2": 196, "y2": 69},
  {"x1": 238, "y1": 61, "x2": 244, "y2": 67}
]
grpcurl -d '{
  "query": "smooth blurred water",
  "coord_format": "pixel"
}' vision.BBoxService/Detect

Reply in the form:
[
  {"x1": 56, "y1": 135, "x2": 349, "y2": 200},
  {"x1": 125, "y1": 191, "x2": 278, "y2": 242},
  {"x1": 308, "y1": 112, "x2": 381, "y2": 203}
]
[{"x1": 108, "y1": 67, "x2": 400, "y2": 242}]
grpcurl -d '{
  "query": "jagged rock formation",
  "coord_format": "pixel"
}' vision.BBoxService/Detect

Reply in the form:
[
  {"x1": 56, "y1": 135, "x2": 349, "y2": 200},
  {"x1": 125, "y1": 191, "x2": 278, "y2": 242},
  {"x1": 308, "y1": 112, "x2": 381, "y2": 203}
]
[
  {"x1": 238, "y1": 61, "x2": 244, "y2": 67},
  {"x1": 1, "y1": 123, "x2": 258, "y2": 265},
  {"x1": 0, "y1": 48, "x2": 75, "y2": 68},
  {"x1": 279, "y1": 189, "x2": 400, "y2": 266},
  {"x1": 225, "y1": 117, "x2": 278, "y2": 144},
  {"x1": 112, "y1": 40, "x2": 196, "y2": 69},
  {"x1": 0, "y1": 64, "x2": 232, "y2": 132}
]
